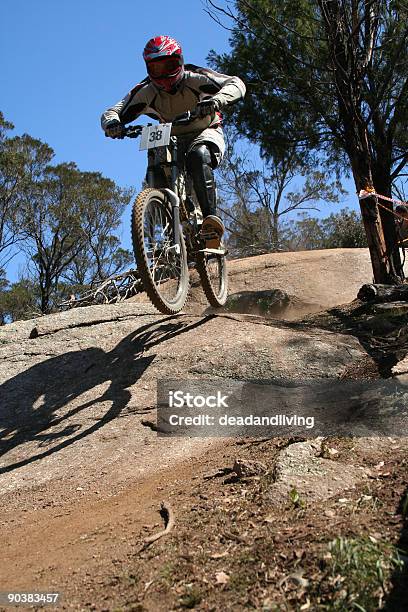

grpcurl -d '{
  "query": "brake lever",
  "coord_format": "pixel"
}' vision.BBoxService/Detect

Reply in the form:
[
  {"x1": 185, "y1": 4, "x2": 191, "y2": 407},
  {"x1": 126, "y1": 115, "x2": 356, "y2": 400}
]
[
  {"x1": 173, "y1": 111, "x2": 198, "y2": 126},
  {"x1": 125, "y1": 125, "x2": 143, "y2": 138}
]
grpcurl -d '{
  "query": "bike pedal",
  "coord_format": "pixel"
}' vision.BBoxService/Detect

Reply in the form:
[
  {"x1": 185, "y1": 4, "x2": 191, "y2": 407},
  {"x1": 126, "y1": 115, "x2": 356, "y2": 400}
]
[
  {"x1": 199, "y1": 231, "x2": 218, "y2": 240},
  {"x1": 198, "y1": 247, "x2": 227, "y2": 255}
]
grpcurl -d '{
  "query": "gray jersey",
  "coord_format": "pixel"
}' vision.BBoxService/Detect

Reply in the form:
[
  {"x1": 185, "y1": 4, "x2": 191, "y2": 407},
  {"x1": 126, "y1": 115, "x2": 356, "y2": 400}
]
[{"x1": 101, "y1": 65, "x2": 246, "y2": 157}]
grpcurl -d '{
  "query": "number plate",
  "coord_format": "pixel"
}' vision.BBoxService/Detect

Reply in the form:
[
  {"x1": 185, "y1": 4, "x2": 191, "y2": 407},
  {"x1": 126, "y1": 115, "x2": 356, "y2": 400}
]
[{"x1": 139, "y1": 123, "x2": 172, "y2": 150}]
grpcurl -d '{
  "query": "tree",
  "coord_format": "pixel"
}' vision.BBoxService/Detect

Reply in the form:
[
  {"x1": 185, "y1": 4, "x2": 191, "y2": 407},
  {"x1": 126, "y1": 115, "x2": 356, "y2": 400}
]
[
  {"x1": 17, "y1": 160, "x2": 133, "y2": 314},
  {"x1": 0, "y1": 277, "x2": 41, "y2": 323},
  {"x1": 322, "y1": 208, "x2": 368, "y2": 248},
  {"x1": 0, "y1": 112, "x2": 19, "y2": 266},
  {"x1": 216, "y1": 128, "x2": 343, "y2": 254},
  {"x1": 285, "y1": 215, "x2": 327, "y2": 251},
  {"x1": 0, "y1": 269, "x2": 9, "y2": 325},
  {"x1": 0, "y1": 113, "x2": 53, "y2": 268},
  {"x1": 60, "y1": 173, "x2": 134, "y2": 289},
  {"x1": 286, "y1": 208, "x2": 368, "y2": 250},
  {"x1": 207, "y1": 0, "x2": 408, "y2": 283},
  {"x1": 0, "y1": 112, "x2": 134, "y2": 317}
]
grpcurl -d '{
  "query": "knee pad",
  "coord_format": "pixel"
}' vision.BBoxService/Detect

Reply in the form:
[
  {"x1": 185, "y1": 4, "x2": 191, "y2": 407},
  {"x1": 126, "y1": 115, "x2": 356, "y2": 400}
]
[
  {"x1": 186, "y1": 145, "x2": 216, "y2": 217},
  {"x1": 186, "y1": 144, "x2": 213, "y2": 173}
]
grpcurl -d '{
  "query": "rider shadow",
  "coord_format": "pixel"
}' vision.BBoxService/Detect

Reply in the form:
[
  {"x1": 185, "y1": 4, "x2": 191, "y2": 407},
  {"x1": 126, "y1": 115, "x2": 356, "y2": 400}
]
[{"x1": 0, "y1": 315, "x2": 213, "y2": 475}]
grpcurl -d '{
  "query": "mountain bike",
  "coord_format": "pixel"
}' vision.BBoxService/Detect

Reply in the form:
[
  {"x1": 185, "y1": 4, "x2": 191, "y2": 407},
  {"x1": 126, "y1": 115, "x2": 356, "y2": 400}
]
[{"x1": 124, "y1": 111, "x2": 228, "y2": 315}]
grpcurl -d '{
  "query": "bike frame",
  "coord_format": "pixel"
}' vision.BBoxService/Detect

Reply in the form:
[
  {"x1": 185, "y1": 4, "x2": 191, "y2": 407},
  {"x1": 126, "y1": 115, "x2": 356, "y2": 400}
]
[{"x1": 146, "y1": 134, "x2": 184, "y2": 253}]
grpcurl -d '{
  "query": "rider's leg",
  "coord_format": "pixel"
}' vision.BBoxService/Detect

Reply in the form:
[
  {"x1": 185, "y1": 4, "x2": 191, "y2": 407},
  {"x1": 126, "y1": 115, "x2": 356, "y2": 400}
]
[
  {"x1": 186, "y1": 144, "x2": 224, "y2": 247},
  {"x1": 186, "y1": 144, "x2": 217, "y2": 217}
]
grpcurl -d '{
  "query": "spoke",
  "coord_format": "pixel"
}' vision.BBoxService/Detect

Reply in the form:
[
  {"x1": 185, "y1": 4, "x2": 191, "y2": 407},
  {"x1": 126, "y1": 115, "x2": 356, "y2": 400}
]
[{"x1": 142, "y1": 198, "x2": 184, "y2": 301}]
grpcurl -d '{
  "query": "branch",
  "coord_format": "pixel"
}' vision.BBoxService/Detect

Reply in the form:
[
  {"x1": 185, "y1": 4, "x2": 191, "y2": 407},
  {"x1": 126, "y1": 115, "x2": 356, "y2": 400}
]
[
  {"x1": 391, "y1": 154, "x2": 408, "y2": 181},
  {"x1": 203, "y1": 0, "x2": 235, "y2": 32}
]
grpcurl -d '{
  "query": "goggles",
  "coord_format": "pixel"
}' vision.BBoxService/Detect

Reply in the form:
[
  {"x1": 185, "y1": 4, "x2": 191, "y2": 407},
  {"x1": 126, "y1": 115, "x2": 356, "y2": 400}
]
[{"x1": 147, "y1": 57, "x2": 182, "y2": 78}]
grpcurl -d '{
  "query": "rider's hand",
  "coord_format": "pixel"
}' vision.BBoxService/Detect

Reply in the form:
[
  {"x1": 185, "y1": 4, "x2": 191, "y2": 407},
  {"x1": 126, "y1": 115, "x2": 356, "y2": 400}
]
[
  {"x1": 196, "y1": 98, "x2": 220, "y2": 119},
  {"x1": 105, "y1": 120, "x2": 126, "y2": 139}
]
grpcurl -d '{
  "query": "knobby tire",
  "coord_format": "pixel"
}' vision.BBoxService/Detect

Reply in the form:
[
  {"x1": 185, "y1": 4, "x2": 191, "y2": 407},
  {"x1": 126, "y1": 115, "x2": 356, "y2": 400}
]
[
  {"x1": 131, "y1": 188, "x2": 189, "y2": 314},
  {"x1": 196, "y1": 250, "x2": 228, "y2": 307}
]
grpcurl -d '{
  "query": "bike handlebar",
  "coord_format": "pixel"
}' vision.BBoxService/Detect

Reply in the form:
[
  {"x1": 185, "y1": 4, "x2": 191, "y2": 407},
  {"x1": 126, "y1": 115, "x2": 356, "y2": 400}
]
[
  {"x1": 172, "y1": 110, "x2": 199, "y2": 125},
  {"x1": 123, "y1": 110, "x2": 199, "y2": 138}
]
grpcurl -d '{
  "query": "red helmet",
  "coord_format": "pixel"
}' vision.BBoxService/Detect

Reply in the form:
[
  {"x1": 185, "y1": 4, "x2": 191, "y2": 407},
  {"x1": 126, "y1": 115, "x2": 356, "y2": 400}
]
[{"x1": 143, "y1": 35, "x2": 184, "y2": 92}]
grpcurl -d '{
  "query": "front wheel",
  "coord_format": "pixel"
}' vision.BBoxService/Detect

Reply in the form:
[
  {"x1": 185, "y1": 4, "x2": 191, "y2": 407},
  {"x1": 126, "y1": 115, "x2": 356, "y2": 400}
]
[
  {"x1": 131, "y1": 188, "x2": 189, "y2": 314},
  {"x1": 196, "y1": 250, "x2": 228, "y2": 307}
]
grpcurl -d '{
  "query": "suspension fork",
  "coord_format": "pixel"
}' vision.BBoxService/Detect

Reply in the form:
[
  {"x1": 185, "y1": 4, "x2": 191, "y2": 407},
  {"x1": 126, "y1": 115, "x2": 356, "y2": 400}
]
[
  {"x1": 147, "y1": 140, "x2": 181, "y2": 251},
  {"x1": 164, "y1": 137, "x2": 181, "y2": 251}
]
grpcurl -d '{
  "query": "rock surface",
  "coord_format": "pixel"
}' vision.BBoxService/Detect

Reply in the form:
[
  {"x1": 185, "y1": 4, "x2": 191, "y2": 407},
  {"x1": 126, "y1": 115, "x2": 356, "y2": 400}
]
[
  {"x1": 0, "y1": 301, "x2": 365, "y2": 496},
  {"x1": 272, "y1": 440, "x2": 367, "y2": 502},
  {"x1": 184, "y1": 247, "x2": 374, "y2": 317}
]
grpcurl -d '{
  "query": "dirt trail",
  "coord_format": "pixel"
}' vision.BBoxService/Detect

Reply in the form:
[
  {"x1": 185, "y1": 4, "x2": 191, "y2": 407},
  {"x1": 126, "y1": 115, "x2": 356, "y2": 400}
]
[
  {"x1": 0, "y1": 248, "x2": 406, "y2": 610},
  {"x1": 186, "y1": 247, "x2": 375, "y2": 316}
]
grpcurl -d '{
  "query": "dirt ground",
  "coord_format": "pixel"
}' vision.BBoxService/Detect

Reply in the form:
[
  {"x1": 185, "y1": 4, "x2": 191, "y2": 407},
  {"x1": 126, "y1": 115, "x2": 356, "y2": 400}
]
[
  {"x1": 1, "y1": 248, "x2": 407, "y2": 610},
  {"x1": 1, "y1": 436, "x2": 407, "y2": 610}
]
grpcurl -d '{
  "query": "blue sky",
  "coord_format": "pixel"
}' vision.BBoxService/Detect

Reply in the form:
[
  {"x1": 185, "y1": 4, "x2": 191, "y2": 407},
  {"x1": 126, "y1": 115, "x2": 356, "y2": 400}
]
[{"x1": 1, "y1": 0, "x2": 352, "y2": 282}]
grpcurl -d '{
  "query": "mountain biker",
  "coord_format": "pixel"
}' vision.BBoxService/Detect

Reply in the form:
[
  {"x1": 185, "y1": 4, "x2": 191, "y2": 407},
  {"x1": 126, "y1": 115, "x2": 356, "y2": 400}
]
[{"x1": 101, "y1": 35, "x2": 246, "y2": 247}]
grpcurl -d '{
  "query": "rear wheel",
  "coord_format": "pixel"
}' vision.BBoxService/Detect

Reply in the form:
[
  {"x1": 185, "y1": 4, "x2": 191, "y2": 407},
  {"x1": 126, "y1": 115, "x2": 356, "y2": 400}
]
[
  {"x1": 131, "y1": 188, "x2": 189, "y2": 314},
  {"x1": 196, "y1": 249, "x2": 228, "y2": 307}
]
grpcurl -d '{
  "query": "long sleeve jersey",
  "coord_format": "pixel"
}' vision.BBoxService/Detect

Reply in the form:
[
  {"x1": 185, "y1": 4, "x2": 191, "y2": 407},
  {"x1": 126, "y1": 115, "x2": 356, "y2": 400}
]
[{"x1": 101, "y1": 65, "x2": 246, "y2": 137}]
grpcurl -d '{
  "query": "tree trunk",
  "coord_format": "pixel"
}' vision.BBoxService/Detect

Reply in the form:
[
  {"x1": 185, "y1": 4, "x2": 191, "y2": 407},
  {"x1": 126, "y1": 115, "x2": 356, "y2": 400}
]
[
  {"x1": 371, "y1": 167, "x2": 404, "y2": 283},
  {"x1": 272, "y1": 212, "x2": 279, "y2": 250},
  {"x1": 40, "y1": 270, "x2": 52, "y2": 314},
  {"x1": 348, "y1": 150, "x2": 391, "y2": 284}
]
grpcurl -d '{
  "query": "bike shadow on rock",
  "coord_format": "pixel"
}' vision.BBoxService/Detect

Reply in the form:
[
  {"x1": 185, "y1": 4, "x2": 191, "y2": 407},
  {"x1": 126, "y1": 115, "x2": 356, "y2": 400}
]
[{"x1": 0, "y1": 315, "x2": 213, "y2": 475}]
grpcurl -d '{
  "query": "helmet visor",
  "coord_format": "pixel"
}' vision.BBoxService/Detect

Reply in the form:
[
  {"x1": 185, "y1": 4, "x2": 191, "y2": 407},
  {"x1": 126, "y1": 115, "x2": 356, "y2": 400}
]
[{"x1": 147, "y1": 57, "x2": 182, "y2": 78}]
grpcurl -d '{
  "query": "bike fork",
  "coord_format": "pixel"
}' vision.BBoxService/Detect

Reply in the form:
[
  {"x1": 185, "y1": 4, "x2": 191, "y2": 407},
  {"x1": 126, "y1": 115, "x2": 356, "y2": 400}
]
[
  {"x1": 165, "y1": 137, "x2": 181, "y2": 253},
  {"x1": 163, "y1": 188, "x2": 181, "y2": 254}
]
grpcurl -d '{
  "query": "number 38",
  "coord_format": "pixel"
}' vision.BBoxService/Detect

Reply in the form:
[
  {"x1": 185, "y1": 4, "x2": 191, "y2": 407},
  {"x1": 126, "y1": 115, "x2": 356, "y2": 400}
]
[{"x1": 149, "y1": 130, "x2": 163, "y2": 142}]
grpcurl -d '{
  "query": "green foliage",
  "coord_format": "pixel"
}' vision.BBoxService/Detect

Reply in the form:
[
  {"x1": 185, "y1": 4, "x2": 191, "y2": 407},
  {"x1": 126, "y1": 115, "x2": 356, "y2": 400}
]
[
  {"x1": 208, "y1": 0, "x2": 408, "y2": 191},
  {"x1": 19, "y1": 162, "x2": 134, "y2": 313},
  {"x1": 0, "y1": 277, "x2": 41, "y2": 323},
  {"x1": 207, "y1": 0, "x2": 337, "y2": 165},
  {"x1": 289, "y1": 486, "x2": 305, "y2": 509},
  {"x1": 322, "y1": 209, "x2": 368, "y2": 249},
  {"x1": 61, "y1": 176, "x2": 134, "y2": 288},
  {"x1": 285, "y1": 214, "x2": 327, "y2": 251},
  {"x1": 286, "y1": 208, "x2": 368, "y2": 251},
  {"x1": 0, "y1": 268, "x2": 8, "y2": 292},
  {"x1": 178, "y1": 586, "x2": 203, "y2": 609},
  {"x1": 0, "y1": 112, "x2": 54, "y2": 266},
  {"x1": 318, "y1": 536, "x2": 404, "y2": 610}
]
